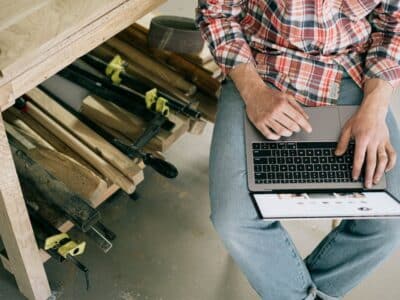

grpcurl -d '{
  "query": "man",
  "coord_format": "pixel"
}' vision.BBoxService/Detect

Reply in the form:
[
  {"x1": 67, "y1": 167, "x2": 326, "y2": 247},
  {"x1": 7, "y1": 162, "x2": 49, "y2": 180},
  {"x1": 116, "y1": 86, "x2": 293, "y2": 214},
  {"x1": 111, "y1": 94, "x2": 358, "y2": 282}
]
[{"x1": 197, "y1": 1, "x2": 400, "y2": 299}]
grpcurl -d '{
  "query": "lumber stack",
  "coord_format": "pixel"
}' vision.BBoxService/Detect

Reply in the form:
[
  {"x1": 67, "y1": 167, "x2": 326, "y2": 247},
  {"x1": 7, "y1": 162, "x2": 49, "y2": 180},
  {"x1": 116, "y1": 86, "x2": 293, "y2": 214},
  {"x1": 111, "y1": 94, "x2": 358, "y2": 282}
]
[
  {"x1": 99, "y1": 23, "x2": 221, "y2": 123},
  {"x1": 3, "y1": 90, "x2": 142, "y2": 202},
  {"x1": 1, "y1": 18, "x2": 222, "y2": 220},
  {"x1": 1, "y1": 19, "x2": 222, "y2": 210}
]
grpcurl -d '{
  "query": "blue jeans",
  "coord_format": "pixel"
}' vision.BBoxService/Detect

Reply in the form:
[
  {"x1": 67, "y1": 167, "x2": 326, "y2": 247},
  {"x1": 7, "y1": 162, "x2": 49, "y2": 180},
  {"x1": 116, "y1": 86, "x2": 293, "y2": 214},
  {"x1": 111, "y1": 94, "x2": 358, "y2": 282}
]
[{"x1": 209, "y1": 74, "x2": 400, "y2": 300}]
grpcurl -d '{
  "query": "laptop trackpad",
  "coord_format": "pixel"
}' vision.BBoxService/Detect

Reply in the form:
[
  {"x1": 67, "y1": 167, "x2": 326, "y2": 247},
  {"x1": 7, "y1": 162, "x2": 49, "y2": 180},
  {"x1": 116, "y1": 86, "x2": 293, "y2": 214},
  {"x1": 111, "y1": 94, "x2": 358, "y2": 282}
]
[{"x1": 282, "y1": 106, "x2": 341, "y2": 142}]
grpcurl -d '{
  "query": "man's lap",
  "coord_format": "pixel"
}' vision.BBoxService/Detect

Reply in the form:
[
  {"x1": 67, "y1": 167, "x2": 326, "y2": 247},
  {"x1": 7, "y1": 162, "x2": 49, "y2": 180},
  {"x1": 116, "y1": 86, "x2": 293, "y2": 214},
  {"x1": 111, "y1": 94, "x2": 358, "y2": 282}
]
[{"x1": 211, "y1": 75, "x2": 400, "y2": 206}]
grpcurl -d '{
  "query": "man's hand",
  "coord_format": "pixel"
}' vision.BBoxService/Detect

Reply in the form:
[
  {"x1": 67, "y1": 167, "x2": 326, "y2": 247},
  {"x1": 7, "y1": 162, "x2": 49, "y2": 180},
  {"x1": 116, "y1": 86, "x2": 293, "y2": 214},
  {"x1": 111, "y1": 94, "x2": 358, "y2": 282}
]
[
  {"x1": 335, "y1": 78, "x2": 397, "y2": 188},
  {"x1": 229, "y1": 63, "x2": 312, "y2": 139}
]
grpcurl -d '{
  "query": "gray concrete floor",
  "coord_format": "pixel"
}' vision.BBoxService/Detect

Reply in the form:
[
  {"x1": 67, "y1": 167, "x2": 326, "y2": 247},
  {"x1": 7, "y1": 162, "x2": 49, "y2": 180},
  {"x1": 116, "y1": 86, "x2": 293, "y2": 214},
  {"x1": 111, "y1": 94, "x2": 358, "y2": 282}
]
[
  {"x1": 2, "y1": 123, "x2": 400, "y2": 300},
  {"x1": 2, "y1": 1, "x2": 400, "y2": 299}
]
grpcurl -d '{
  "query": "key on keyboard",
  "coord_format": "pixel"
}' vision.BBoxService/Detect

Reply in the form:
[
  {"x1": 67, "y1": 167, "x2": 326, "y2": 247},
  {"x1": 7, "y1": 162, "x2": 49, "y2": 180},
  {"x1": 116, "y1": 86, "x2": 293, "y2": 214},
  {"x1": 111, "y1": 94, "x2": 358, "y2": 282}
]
[{"x1": 252, "y1": 141, "x2": 362, "y2": 184}]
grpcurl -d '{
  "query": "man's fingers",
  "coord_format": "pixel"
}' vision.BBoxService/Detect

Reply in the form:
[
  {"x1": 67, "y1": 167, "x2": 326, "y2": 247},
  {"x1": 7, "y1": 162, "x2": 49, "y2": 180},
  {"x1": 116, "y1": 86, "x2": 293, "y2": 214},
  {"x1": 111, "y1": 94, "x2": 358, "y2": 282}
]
[
  {"x1": 335, "y1": 127, "x2": 351, "y2": 156},
  {"x1": 352, "y1": 138, "x2": 368, "y2": 181},
  {"x1": 386, "y1": 143, "x2": 397, "y2": 171},
  {"x1": 364, "y1": 146, "x2": 377, "y2": 188},
  {"x1": 275, "y1": 114, "x2": 301, "y2": 133},
  {"x1": 258, "y1": 123, "x2": 280, "y2": 140},
  {"x1": 288, "y1": 98, "x2": 309, "y2": 120},
  {"x1": 268, "y1": 120, "x2": 293, "y2": 137},
  {"x1": 373, "y1": 145, "x2": 388, "y2": 184},
  {"x1": 284, "y1": 105, "x2": 313, "y2": 133}
]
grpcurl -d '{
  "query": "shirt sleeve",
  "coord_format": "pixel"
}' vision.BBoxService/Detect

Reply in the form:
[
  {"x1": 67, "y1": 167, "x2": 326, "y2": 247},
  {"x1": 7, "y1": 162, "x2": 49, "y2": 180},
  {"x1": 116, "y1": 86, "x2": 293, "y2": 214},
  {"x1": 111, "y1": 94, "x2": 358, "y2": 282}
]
[
  {"x1": 364, "y1": 1, "x2": 400, "y2": 87},
  {"x1": 196, "y1": 0, "x2": 256, "y2": 75}
]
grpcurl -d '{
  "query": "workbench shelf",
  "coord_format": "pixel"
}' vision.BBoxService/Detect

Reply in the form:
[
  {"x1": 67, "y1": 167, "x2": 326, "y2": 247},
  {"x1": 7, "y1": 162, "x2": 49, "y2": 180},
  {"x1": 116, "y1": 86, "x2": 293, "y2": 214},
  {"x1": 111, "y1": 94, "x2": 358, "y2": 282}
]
[{"x1": 0, "y1": 1, "x2": 167, "y2": 299}]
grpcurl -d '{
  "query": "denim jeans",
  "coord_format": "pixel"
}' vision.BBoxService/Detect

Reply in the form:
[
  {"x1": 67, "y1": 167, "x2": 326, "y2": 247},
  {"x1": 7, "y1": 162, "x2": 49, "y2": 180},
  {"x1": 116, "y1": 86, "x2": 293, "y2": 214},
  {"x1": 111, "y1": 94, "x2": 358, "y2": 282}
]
[{"x1": 209, "y1": 73, "x2": 400, "y2": 300}]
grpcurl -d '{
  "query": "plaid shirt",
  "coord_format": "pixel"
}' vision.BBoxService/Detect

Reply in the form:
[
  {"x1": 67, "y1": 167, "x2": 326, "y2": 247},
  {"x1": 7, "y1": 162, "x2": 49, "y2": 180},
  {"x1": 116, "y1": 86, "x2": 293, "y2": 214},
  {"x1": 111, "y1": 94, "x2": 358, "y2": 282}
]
[{"x1": 196, "y1": 0, "x2": 400, "y2": 106}]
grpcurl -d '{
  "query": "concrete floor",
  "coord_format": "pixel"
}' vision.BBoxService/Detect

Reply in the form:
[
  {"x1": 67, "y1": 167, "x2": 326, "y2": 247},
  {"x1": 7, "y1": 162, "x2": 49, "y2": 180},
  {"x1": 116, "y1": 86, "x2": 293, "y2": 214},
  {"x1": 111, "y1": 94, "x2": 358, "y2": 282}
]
[
  {"x1": 1, "y1": 122, "x2": 400, "y2": 300},
  {"x1": 2, "y1": 1, "x2": 400, "y2": 299}
]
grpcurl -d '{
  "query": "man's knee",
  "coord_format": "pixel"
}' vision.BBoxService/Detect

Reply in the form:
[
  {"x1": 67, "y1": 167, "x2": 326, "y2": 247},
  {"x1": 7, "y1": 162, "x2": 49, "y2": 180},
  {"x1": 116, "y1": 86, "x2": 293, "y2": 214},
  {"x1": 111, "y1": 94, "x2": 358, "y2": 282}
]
[
  {"x1": 352, "y1": 219, "x2": 400, "y2": 247},
  {"x1": 210, "y1": 210, "x2": 278, "y2": 250}
]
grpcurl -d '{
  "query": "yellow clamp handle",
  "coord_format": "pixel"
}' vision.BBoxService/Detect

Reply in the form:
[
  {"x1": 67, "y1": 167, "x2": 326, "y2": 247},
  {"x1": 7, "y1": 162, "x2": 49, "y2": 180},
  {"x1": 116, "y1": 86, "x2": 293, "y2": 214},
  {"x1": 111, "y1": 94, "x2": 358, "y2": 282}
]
[
  {"x1": 106, "y1": 55, "x2": 125, "y2": 85},
  {"x1": 58, "y1": 241, "x2": 86, "y2": 258},
  {"x1": 145, "y1": 88, "x2": 170, "y2": 117},
  {"x1": 44, "y1": 233, "x2": 86, "y2": 258}
]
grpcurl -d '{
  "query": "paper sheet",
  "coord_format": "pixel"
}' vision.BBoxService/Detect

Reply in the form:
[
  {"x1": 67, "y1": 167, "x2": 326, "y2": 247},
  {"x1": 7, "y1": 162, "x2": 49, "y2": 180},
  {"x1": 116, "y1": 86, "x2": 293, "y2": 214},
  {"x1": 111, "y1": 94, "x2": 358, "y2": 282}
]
[{"x1": 254, "y1": 192, "x2": 400, "y2": 219}]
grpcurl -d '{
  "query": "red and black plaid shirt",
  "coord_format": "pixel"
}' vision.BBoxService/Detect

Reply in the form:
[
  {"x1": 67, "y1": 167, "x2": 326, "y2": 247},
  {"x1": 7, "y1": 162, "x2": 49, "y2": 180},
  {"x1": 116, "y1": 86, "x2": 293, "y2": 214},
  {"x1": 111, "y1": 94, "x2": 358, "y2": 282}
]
[{"x1": 196, "y1": 0, "x2": 400, "y2": 106}]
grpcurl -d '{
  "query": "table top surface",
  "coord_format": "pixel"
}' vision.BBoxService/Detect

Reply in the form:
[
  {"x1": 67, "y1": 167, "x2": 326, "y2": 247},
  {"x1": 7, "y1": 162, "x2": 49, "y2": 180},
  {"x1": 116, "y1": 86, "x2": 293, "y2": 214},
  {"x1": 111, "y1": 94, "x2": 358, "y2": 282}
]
[{"x1": 0, "y1": 0, "x2": 163, "y2": 111}]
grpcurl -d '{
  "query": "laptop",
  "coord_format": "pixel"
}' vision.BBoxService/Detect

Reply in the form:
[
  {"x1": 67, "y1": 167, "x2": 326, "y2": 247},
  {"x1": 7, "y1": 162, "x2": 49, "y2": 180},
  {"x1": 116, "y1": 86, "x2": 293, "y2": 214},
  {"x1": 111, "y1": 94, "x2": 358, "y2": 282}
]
[{"x1": 244, "y1": 105, "x2": 400, "y2": 220}]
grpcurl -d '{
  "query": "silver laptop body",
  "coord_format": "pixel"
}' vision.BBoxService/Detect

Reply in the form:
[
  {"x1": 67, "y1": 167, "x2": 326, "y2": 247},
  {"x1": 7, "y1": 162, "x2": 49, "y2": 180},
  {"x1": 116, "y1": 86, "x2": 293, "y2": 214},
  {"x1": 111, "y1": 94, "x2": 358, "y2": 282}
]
[{"x1": 245, "y1": 106, "x2": 386, "y2": 192}]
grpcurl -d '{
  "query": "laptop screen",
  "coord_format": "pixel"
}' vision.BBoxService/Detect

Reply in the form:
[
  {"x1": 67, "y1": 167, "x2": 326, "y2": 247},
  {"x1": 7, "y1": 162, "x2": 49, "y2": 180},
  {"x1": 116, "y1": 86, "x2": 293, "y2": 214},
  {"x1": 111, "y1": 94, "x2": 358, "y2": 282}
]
[{"x1": 253, "y1": 192, "x2": 400, "y2": 220}]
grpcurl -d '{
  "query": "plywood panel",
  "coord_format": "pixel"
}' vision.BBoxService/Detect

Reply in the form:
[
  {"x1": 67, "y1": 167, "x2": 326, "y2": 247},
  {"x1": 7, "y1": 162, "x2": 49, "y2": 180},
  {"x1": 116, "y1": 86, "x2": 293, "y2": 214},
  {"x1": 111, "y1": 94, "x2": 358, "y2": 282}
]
[
  {"x1": 0, "y1": 0, "x2": 50, "y2": 32},
  {"x1": 0, "y1": 0, "x2": 127, "y2": 81}
]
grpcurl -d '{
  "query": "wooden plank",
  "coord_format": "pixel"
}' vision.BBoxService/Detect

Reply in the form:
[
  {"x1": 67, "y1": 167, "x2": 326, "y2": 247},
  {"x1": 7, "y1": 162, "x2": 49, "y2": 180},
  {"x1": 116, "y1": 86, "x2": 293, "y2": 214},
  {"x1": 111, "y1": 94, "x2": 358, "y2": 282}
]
[
  {"x1": 119, "y1": 25, "x2": 221, "y2": 98},
  {"x1": 0, "y1": 0, "x2": 127, "y2": 80},
  {"x1": 24, "y1": 101, "x2": 137, "y2": 194},
  {"x1": 0, "y1": 82, "x2": 14, "y2": 112},
  {"x1": 0, "y1": 0, "x2": 166, "y2": 111},
  {"x1": 5, "y1": 121, "x2": 109, "y2": 202},
  {"x1": 188, "y1": 119, "x2": 207, "y2": 135},
  {"x1": 27, "y1": 88, "x2": 143, "y2": 185},
  {"x1": 92, "y1": 45, "x2": 195, "y2": 106},
  {"x1": 106, "y1": 37, "x2": 197, "y2": 96},
  {"x1": 0, "y1": 113, "x2": 51, "y2": 300},
  {"x1": 81, "y1": 95, "x2": 190, "y2": 152},
  {"x1": 41, "y1": 183, "x2": 119, "y2": 262},
  {"x1": 0, "y1": 0, "x2": 50, "y2": 32},
  {"x1": 194, "y1": 92, "x2": 217, "y2": 123},
  {"x1": 5, "y1": 107, "x2": 95, "y2": 170}
]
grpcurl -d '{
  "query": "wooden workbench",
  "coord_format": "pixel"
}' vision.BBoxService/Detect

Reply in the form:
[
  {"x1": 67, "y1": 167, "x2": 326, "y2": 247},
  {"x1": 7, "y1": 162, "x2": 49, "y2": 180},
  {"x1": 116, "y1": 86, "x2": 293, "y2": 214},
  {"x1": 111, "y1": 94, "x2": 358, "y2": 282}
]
[{"x1": 0, "y1": 1, "x2": 165, "y2": 299}]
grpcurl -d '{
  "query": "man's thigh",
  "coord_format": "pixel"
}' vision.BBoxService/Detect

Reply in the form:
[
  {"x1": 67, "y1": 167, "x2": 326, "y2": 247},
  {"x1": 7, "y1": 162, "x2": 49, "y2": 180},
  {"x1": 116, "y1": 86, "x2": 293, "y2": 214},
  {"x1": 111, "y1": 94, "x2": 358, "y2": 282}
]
[{"x1": 209, "y1": 80, "x2": 260, "y2": 222}]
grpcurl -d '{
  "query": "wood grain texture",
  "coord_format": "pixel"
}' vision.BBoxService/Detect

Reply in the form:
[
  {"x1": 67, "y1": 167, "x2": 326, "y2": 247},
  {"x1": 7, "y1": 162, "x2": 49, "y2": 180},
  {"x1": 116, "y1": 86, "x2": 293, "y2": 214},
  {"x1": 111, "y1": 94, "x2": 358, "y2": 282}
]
[
  {"x1": 5, "y1": 107, "x2": 97, "y2": 172},
  {"x1": 0, "y1": 0, "x2": 166, "y2": 111},
  {"x1": 118, "y1": 25, "x2": 221, "y2": 98},
  {"x1": 0, "y1": 113, "x2": 51, "y2": 300},
  {"x1": 92, "y1": 45, "x2": 194, "y2": 105},
  {"x1": 81, "y1": 95, "x2": 190, "y2": 152},
  {"x1": 24, "y1": 101, "x2": 137, "y2": 194},
  {"x1": 0, "y1": 82, "x2": 14, "y2": 112},
  {"x1": 0, "y1": 0, "x2": 50, "y2": 32},
  {"x1": 106, "y1": 38, "x2": 197, "y2": 96},
  {"x1": 27, "y1": 88, "x2": 143, "y2": 184},
  {"x1": 0, "y1": 0, "x2": 126, "y2": 78},
  {"x1": 5, "y1": 121, "x2": 108, "y2": 201}
]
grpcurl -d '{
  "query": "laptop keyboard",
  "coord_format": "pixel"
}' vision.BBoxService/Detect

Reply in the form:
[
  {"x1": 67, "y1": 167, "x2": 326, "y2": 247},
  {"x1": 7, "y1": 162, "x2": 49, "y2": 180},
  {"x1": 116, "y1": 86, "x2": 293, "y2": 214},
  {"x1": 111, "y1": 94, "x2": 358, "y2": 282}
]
[{"x1": 253, "y1": 142, "x2": 363, "y2": 184}]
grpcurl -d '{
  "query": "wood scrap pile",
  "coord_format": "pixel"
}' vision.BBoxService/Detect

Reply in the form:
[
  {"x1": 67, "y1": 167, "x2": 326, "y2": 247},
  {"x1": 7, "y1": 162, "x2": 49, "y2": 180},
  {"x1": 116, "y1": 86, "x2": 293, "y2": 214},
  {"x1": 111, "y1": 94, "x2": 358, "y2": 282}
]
[
  {"x1": 1, "y1": 19, "x2": 222, "y2": 260},
  {"x1": 3, "y1": 88, "x2": 143, "y2": 202},
  {"x1": 94, "y1": 23, "x2": 222, "y2": 124},
  {"x1": 2, "y1": 21, "x2": 222, "y2": 204}
]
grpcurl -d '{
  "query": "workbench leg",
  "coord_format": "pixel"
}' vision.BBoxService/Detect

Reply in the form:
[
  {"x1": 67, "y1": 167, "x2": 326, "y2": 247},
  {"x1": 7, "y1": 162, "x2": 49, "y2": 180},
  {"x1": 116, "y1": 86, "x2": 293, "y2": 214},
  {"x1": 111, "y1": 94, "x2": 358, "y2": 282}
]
[{"x1": 0, "y1": 113, "x2": 51, "y2": 300}]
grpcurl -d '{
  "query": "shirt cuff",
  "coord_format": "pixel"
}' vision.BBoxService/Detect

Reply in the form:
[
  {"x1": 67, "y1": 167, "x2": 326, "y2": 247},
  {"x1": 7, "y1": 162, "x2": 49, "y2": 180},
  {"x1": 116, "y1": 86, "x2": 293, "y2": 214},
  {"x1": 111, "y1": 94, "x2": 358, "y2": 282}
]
[
  {"x1": 213, "y1": 40, "x2": 256, "y2": 76},
  {"x1": 364, "y1": 57, "x2": 400, "y2": 88}
]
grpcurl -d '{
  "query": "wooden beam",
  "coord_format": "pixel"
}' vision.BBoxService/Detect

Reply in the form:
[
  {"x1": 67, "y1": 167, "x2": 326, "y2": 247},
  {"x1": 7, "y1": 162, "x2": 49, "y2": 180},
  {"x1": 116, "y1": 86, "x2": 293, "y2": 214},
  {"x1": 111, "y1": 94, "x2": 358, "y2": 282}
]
[
  {"x1": 119, "y1": 25, "x2": 221, "y2": 98},
  {"x1": 5, "y1": 121, "x2": 109, "y2": 202},
  {"x1": 27, "y1": 88, "x2": 143, "y2": 185},
  {"x1": 23, "y1": 101, "x2": 137, "y2": 194},
  {"x1": 106, "y1": 38, "x2": 197, "y2": 96},
  {"x1": 0, "y1": 113, "x2": 51, "y2": 300},
  {"x1": 6, "y1": 107, "x2": 96, "y2": 172},
  {"x1": 92, "y1": 45, "x2": 196, "y2": 106},
  {"x1": 81, "y1": 95, "x2": 190, "y2": 152}
]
